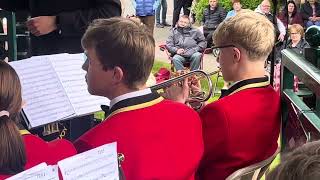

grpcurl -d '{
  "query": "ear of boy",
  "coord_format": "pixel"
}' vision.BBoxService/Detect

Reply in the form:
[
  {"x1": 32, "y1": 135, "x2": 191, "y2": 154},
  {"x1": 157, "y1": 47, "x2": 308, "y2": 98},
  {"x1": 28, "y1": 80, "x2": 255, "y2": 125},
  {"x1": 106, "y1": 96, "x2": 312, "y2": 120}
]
[
  {"x1": 233, "y1": 48, "x2": 241, "y2": 63},
  {"x1": 113, "y1": 66, "x2": 124, "y2": 83}
]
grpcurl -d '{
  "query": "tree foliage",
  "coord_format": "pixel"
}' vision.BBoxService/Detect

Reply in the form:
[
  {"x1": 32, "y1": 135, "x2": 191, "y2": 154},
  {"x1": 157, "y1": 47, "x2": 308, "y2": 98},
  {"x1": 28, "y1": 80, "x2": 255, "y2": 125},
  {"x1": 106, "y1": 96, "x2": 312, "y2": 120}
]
[{"x1": 192, "y1": 0, "x2": 262, "y2": 23}]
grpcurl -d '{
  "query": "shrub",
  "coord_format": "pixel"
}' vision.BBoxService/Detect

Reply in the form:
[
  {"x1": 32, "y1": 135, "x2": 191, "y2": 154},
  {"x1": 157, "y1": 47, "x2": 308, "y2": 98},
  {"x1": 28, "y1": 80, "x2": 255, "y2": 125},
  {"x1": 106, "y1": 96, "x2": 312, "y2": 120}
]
[{"x1": 192, "y1": 0, "x2": 262, "y2": 23}]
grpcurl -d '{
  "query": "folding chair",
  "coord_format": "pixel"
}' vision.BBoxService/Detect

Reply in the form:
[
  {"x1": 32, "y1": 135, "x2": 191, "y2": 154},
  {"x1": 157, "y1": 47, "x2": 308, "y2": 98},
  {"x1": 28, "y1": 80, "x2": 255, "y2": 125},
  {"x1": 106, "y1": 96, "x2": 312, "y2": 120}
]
[
  {"x1": 226, "y1": 148, "x2": 280, "y2": 180},
  {"x1": 159, "y1": 44, "x2": 211, "y2": 72}
]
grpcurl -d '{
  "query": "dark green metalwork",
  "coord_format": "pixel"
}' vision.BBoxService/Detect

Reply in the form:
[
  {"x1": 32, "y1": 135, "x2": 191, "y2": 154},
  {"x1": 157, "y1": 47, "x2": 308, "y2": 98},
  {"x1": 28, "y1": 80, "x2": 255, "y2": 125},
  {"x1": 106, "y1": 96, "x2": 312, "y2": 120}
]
[
  {"x1": 281, "y1": 37, "x2": 320, "y2": 149},
  {"x1": 0, "y1": 10, "x2": 17, "y2": 61}
]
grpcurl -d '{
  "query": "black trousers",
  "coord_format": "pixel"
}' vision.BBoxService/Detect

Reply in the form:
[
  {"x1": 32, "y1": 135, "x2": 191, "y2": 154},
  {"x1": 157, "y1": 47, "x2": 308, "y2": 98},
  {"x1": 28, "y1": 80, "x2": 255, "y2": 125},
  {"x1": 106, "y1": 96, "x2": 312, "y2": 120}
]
[
  {"x1": 172, "y1": 0, "x2": 193, "y2": 27},
  {"x1": 204, "y1": 28, "x2": 215, "y2": 48}
]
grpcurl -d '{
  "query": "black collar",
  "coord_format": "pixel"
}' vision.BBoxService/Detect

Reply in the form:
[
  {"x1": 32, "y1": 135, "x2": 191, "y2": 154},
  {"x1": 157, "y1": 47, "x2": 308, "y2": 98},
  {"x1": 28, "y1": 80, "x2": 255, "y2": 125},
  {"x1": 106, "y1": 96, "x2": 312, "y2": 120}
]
[
  {"x1": 109, "y1": 92, "x2": 160, "y2": 114},
  {"x1": 101, "y1": 92, "x2": 163, "y2": 118}
]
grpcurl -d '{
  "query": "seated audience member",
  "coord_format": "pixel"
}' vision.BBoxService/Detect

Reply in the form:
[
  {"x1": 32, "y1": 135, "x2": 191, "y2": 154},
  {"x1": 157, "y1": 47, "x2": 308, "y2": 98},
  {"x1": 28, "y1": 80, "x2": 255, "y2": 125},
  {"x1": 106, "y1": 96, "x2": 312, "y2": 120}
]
[
  {"x1": 0, "y1": 61, "x2": 76, "y2": 180},
  {"x1": 287, "y1": 24, "x2": 310, "y2": 55},
  {"x1": 266, "y1": 140, "x2": 320, "y2": 180},
  {"x1": 256, "y1": 0, "x2": 286, "y2": 42},
  {"x1": 226, "y1": 0, "x2": 242, "y2": 19},
  {"x1": 202, "y1": 0, "x2": 226, "y2": 48},
  {"x1": 165, "y1": 10, "x2": 280, "y2": 180},
  {"x1": 166, "y1": 15, "x2": 207, "y2": 71},
  {"x1": 301, "y1": 0, "x2": 320, "y2": 27},
  {"x1": 74, "y1": 17, "x2": 204, "y2": 180},
  {"x1": 278, "y1": 1, "x2": 304, "y2": 28}
]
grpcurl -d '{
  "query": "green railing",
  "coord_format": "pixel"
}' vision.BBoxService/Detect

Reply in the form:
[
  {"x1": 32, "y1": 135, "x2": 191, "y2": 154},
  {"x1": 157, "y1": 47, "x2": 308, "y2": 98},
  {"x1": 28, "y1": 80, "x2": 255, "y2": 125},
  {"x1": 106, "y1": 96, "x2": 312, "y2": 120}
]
[
  {"x1": 281, "y1": 37, "x2": 320, "y2": 150},
  {"x1": 0, "y1": 10, "x2": 17, "y2": 61}
]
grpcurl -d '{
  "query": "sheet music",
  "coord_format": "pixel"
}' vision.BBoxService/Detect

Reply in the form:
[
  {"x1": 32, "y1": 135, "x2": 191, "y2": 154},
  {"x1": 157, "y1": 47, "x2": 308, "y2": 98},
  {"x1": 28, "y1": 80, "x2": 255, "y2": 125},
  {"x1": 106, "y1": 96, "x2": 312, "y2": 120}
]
[
  {"x1": 6, "y1": 163, "x2": 59, "y2": 180},
  {"x1": 47, "y1": 53, "x2": 109, "y2": 116},
  {"x1": 58, "y1": 142, "x2": 119, "y2": 180},
  {"x1": 10, "y1": 58, "x2": 75, "y2": 128}
]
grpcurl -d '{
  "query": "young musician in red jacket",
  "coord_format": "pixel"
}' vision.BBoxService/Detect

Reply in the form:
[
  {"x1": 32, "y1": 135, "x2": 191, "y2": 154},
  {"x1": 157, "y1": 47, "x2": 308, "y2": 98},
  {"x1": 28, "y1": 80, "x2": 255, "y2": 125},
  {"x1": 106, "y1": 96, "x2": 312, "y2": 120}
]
[
  {"x1": 0, "y1": 61, "x2": 76, "y2": 180},
  {"x1": 74, "y1": 17, "x2": 204, "y2": 180},
  {"x1": 165, "y1": 10, "x2": 281, "y2": 180}
]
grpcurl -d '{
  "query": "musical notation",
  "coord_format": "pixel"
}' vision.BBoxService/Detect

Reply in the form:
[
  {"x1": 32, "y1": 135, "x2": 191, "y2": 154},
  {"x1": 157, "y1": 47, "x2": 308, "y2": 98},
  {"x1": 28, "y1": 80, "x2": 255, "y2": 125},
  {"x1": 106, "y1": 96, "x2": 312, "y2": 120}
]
[
  {"x1": 10, "y1": 58, "x2": 75, "y2": 128},
  {"x1": 6, "y1": 163, "x2": 59, "y2": 180},
  {"x1": 47, "y1": 53, "x2": 109, "y2": 116},
  {"x1": 9, "y1": 53, "x2": 110, "y2": 128},
  {"x1": 58, "y1": 142, "x2": 119, "y2": 180}
]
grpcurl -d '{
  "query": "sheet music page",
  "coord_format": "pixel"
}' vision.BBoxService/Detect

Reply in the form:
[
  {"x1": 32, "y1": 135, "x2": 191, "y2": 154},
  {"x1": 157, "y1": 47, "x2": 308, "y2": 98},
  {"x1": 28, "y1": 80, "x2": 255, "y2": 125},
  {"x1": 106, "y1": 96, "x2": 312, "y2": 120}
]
[
  {"x1": 46, "y1": 53, "x2": 109, "y2": 116},
  {"x1": 10, "y1": 58, "x2": 75, "y2": 128},
  {"x1": 6, "y1": 163, "x2": 59, "y2": 180},
  {"x1": 58, "y1": 142, "x2": 119, "y2": 180}
]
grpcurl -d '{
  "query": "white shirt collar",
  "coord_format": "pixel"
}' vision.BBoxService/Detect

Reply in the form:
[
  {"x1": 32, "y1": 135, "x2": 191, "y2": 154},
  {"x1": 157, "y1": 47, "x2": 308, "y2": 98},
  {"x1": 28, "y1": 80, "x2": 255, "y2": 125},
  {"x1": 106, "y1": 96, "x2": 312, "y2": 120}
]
[{"x1": 110, "y1": 88, "x2": 152, "y2": 108}]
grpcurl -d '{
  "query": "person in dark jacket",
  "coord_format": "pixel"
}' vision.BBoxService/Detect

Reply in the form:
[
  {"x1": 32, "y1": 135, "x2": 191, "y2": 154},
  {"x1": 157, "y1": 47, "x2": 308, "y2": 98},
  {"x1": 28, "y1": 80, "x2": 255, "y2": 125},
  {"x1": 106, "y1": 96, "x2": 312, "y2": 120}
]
[
  {"x1": 0, "y1": 0, "x2": 121, "y2": 56},
  {"x1": 166, "y1": 15, "x2": 207, "y2": 71},
  {"x1": 300, "y1": 0, "x2": 320, "y2": 27},
  {"x1": 287, "y1": 24, "x2": 310, "y2": 55},
  {"x1": 202, "y1": 0, "x2": 226, "y2": 48},
  {"x1": 172, "y1": 0, "x2": 193, "y2": 27},
  {"x1": 278, "y1": 0, "x2": 304, "y2": 28}
]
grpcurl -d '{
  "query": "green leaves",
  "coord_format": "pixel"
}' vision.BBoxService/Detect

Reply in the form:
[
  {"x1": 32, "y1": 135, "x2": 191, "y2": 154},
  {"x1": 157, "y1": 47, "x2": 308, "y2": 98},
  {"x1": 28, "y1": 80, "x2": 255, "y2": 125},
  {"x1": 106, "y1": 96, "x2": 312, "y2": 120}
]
[{"x1": 191, "y1": 0, "x2": 262, "y2": 23}]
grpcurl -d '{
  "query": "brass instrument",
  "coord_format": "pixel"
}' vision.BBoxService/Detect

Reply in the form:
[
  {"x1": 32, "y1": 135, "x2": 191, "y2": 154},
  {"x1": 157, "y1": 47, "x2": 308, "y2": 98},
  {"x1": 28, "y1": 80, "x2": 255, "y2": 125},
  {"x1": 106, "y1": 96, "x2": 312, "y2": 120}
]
[{"x1": 150, "y1": 69, "x2": 221, "y2": 103}]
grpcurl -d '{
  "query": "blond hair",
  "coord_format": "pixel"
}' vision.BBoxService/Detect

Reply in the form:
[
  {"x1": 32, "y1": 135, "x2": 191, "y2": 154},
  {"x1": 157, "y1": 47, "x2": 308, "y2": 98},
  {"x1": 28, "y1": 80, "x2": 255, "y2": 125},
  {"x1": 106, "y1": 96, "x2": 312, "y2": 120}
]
[
  {"x1": 289, "y1": 24, "x2": 305, "y2": 37},
  {"x1": 213, "y1": 10, "x2": 275, "y2": 60}
]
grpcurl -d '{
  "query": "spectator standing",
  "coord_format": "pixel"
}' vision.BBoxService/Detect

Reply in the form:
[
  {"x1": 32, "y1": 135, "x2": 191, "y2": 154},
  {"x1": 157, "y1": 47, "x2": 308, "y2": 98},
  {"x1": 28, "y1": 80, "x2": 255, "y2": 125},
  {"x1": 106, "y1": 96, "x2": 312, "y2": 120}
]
[
  {"x1": 136, "y1": 0, "x2": 158, "y2": 35},
  {"x1": 156, "y1": 0, "x2": 170, "y2": 28},
  {"x1": 172, "y1": 0, "x2": 194, "y2": 27},
  {"x1": 0, "y1": 0, "x2": 121, "y2": 55}
]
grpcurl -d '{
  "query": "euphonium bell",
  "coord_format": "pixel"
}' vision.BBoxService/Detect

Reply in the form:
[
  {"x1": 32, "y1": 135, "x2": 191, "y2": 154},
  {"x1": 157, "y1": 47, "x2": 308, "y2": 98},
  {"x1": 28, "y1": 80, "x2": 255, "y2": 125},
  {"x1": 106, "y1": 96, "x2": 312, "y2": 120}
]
[{"x1": 150, "y1": 69, "x2": 221, "y2": 103}]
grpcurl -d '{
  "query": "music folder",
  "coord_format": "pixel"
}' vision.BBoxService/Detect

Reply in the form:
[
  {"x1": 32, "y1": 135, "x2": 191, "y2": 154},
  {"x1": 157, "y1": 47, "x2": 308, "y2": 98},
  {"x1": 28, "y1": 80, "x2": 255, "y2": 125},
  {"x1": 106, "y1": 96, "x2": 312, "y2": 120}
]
[{"x1": 9, "y1": 53, "x2": 109, "y2": 129}]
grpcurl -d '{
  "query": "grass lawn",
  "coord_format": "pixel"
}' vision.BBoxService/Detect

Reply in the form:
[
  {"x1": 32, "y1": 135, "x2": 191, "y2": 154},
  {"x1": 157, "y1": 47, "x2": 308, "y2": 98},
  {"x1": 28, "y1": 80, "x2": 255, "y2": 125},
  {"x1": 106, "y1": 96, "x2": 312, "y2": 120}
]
[
  {"x1": 95, "y1": 60, "x2": 224, "y2": 120},
  {"x1": 151, "y1": 59, "x2": 171, "y2": 74},
  {"x1": 152, "y1": 60, "x2": 224, "y2": 102}
]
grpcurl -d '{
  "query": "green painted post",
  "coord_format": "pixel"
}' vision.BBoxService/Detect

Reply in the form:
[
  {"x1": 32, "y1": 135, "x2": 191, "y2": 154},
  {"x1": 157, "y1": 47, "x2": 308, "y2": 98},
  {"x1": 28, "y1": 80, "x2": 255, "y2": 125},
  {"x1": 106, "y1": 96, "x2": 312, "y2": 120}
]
[
  {"x1": 280, "y1": 26, "x2": 320, "y2": 150},
  {"x1": 280, "y1": 52, "x2": 294, "y2": 149},
  {"x1": 7, "y1": 11, "x2": 17, "y2": 61}
]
